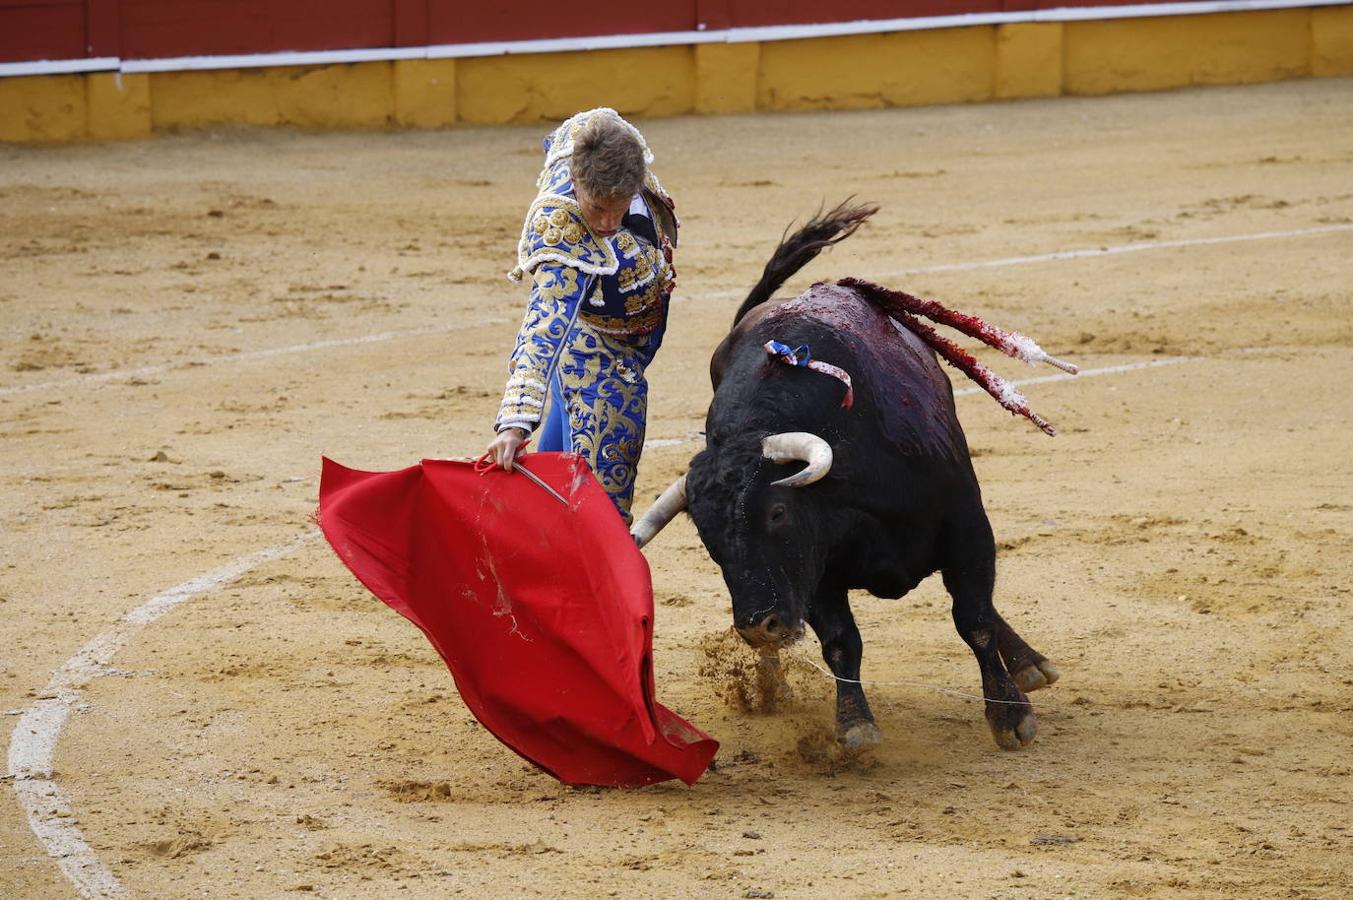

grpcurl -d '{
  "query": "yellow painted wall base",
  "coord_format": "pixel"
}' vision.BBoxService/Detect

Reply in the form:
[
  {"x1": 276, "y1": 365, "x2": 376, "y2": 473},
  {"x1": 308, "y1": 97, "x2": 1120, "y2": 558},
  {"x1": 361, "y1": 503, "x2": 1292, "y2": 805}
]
[
  {"x1": 1313, "y1": 5, "x2": 1353, "y2": 76},
  {"x1": 0, "y1": 74, "x2": 84, "y2": 142},
  {"x1": 695, "y1": 43, "x2": 759, "y2": 114},
  {"x1": 149, "y1": 63, "x2": 393, "y2": 131},
  {"x1": 87, "y1": 72, "x2": 151, "y2": 139},
  {"x1": 395, "y1": 59, "x2": 456, "y2": 128},
  {"x1": 996, "y1": 23, "x2": 1063, "y2": 99},
  {"x1": 1, "y1": 6, "x2": 1350, "y2": 143},
  {"x1": 456, "y1": 46, "x2": 693, "y2": 126},
  {"x1": 1065, "y1": 9, "x2": 1310, "y2": 95},
  {"x1": 758, "y1": 28, "x2": 995, "y2": 111}
]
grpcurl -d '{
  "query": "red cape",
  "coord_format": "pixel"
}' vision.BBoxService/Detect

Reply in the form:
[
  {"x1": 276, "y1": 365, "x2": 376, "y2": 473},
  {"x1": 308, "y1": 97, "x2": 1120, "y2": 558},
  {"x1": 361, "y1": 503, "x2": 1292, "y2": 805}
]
[{"x1": 318, "y1": 454, "x2": 718, "y2": 787}]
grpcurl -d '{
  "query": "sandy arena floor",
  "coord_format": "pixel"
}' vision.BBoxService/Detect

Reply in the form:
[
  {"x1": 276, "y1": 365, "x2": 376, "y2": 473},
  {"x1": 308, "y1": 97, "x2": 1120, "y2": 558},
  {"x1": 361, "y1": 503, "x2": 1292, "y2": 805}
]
[{"x1": 2, "y1": 78, "x2": 1351, "y2": 899}]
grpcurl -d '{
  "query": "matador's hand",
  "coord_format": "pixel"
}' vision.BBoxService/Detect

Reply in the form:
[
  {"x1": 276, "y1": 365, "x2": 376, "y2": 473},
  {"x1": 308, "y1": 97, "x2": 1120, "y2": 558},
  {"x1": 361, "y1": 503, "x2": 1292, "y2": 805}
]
[{"x1": 486, "y1": 427, "x2": 529, "y2": 472}]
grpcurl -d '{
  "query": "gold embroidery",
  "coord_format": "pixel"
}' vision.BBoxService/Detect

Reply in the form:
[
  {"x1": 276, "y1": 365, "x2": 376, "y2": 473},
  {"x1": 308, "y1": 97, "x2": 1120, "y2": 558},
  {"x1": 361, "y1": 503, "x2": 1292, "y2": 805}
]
[
  {"x1": 511, "y1": 180, "x2": 619, "y2": 282},
  {"x1": 532, "y1": 266, "x2": 579, "y2": 302},
  {"x1": 614, "y1": 231, "x2": 639, "y2": 258},
  {"x1": 497, "y1": 266, "x2": 583, "y2": 430},
  {"x1": 601, "y1": 438, "x2": 641, "y2": 463},
  {"x1": 623, "y1": 278, "x2": 663, "y2": 316},
  {"x1": 580, "y1": 300, "x2": 665, "y2": 337},
  {"x1": 556, "y1": 326, "x2": 650, "y2": 521},
  {"x1": 632, "y1": 248, "x2": 653, "y2": 285}
]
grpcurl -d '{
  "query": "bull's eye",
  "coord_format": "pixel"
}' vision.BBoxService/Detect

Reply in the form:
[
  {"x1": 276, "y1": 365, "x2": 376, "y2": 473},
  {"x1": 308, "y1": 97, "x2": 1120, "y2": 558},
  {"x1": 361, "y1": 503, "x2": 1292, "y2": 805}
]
[{"x1": 767, "y1": 503, "x2": 788, "y2": 527}]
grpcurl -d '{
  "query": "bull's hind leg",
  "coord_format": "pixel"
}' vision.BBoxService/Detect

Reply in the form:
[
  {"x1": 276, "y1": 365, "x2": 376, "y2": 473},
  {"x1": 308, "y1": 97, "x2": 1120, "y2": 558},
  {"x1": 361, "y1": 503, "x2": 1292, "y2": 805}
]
[
  {"x1": 995, "y1": 613, "x2": 1061, "y2": 693},
  {"x1": 808, "y1": 580, "x2": 880, "y2": 750},
  {"x1": 941, "y1": 564, "x2": 1037, "y2": 750}
]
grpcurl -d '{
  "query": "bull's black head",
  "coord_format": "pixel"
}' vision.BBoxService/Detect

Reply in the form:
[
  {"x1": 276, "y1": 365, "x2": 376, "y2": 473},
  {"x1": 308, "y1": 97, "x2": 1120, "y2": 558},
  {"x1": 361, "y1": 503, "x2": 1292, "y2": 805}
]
[{"x1": 685, "y1": 431, "x2": 836, "y2": 650}]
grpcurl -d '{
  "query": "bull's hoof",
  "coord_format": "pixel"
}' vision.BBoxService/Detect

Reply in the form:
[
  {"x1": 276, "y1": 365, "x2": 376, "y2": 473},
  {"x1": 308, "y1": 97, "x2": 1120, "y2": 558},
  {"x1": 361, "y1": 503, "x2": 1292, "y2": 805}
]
[
  {"x1": 987, "y1": 703, "x2": 1037, "y2": 751},
  {"x1": 1013, "y1": 658, "x2": 1061, "y2": 693},
  {"x1": 838, "y1": 721, "x2": 882, "y2": 751}
]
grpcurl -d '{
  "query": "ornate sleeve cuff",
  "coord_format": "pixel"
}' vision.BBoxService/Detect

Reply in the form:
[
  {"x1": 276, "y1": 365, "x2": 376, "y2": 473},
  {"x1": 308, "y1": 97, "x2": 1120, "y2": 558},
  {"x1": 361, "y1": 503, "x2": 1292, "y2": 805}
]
[{"x1": 494, "y1": 415, "x2": 536, "y2": 435}]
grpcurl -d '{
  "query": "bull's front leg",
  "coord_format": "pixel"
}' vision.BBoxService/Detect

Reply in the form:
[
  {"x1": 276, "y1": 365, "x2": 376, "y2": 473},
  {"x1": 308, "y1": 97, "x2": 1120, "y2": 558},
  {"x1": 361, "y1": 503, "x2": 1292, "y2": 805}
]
[
  {"x1": 808, "y1": 579, "x2": 880, "y2": 750},
  {"x1": 995, "y1": 612, "x2": 1061, "y2": 694},
  {"x1": 942, "y1": 564, "x2": 1037, "y2": 750}
]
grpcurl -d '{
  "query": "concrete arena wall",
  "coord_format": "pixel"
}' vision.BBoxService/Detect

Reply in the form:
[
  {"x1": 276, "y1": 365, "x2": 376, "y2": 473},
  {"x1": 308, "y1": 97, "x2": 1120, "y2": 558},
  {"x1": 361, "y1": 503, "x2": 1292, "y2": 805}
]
[{"x1": 2, "y1": 6, "x2": 1352, "y2": 143}]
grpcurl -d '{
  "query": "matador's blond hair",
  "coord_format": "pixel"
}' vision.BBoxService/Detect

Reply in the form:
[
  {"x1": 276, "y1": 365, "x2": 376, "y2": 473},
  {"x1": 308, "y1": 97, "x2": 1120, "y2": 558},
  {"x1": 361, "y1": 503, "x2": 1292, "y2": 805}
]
[{"x1": 570, "y1": 111, "x2": 646, "y2": 202}]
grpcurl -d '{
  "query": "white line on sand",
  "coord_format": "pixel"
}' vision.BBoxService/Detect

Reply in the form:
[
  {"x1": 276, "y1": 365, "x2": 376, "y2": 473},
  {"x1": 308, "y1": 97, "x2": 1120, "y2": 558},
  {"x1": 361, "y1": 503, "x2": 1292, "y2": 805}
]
[
  {"x1": 4, "y1": 224, "x2": 1347, "y2": 399},
  {"x1": 0, "y1": 320, "x2": 497, "y2": 398},
  {"x1": 702, "y1": 222, "x2": 1353, "y2": 300},
  {"x1": 641, "y1": 356, "x2": 1201, "y2": 448},
  {"x1": 7, "y1": 533, "x2": 317, "y2": 900},
  {"x1": 952, "y1": 355, "x2": 1200, "y2": 396},
  {"x1": 894, "y1": 222, "x2": 1353, "y2": 276}
]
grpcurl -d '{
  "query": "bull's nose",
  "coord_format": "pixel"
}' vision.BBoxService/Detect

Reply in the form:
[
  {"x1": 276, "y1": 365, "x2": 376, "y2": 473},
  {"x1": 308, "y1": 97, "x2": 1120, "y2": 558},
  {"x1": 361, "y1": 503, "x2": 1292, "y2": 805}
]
[{"x1": 736, "y1": 612, "x2": 797, "y2": 648}]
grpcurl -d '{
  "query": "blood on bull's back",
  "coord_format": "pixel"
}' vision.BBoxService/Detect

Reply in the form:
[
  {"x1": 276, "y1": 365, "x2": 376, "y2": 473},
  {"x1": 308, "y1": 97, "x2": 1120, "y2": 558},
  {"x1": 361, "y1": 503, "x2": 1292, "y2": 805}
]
[{"x1": 748, "y1": 283, "x2": 974, "y2": 466}]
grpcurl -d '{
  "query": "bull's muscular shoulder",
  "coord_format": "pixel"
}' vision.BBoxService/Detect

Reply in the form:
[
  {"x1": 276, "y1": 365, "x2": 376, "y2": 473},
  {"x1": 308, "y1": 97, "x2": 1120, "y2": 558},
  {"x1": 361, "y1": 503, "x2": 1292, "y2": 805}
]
[
  {"x1": 733, "y1": 299, "x2": 787, "y2": 334},
  {"x1": 710, "y1": 297, "x2": 797, "y2": 388},
  {"x1": 710, "y1": 284, "x2": 955, "y2": 413}
]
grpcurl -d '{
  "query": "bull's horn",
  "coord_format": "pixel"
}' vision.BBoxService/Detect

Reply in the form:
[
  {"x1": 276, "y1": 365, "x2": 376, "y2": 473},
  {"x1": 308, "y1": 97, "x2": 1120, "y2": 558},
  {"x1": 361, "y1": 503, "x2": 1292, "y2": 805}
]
[
  {"x1": 630, "y1": 475, "x2": 687, "y2": 548},
  {"x1": 763, "y1": 432, "x2": 833, "y2": 488}
]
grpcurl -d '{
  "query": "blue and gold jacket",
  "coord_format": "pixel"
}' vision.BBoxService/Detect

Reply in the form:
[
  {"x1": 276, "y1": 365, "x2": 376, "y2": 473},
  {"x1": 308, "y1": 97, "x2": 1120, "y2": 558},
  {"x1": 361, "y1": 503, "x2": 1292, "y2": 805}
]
[{"x1": 496, "y1": 109, "x2": 677, "y2": 434}]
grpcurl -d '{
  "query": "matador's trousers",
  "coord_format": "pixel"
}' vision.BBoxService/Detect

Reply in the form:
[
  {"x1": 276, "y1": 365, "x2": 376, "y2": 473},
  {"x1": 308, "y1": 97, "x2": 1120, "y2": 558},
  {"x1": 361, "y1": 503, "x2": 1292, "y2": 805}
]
[{"x1": 536, "y1": 327, "x2": 650, "y2": 524}]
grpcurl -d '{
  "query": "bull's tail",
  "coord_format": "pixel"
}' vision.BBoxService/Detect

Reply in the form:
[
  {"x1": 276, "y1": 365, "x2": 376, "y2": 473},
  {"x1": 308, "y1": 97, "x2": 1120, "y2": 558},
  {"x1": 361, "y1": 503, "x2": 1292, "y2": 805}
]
[{"x1": 733, "y1": 199, "x2": 877, "y2": 326}]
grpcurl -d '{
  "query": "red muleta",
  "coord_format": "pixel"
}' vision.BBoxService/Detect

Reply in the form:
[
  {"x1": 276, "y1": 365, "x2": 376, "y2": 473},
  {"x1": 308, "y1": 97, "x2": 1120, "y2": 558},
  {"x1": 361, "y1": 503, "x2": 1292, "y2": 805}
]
[{"x1": 318, "y1": 454, "x2": 718, "y2": 787}]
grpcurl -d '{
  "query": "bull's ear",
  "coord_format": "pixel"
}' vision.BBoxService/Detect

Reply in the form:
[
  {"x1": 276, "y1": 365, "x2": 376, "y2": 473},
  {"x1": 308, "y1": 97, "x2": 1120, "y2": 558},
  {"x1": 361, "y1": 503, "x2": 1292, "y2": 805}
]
[{"x1": 762, "y1": 432, "x2": 832, "y2": 488}]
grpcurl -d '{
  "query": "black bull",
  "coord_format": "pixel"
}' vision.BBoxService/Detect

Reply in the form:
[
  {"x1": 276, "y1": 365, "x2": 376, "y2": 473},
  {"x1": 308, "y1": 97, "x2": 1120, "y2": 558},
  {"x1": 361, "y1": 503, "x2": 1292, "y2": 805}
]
[{"x1": 631, "y1": 204, "x2": 1061, "y2": 751}]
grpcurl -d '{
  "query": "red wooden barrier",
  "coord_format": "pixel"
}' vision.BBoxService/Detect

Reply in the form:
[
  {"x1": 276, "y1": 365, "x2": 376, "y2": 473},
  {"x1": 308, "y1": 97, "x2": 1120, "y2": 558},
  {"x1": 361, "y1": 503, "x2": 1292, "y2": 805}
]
[
  {"x1": 0, "y1": 1, "x2": 1219, "y2": 66},
  {"x1": 118, "y1": 0, "x2": 395, "y2": 58},
  {"x1": 1, "y1": 0, "x2": 88, "y2": 62},
  {"x1": 427, "y1": 0, "x2": 697, "y2": 45},
  {"x1": 723, "y1": 0, "x2": 1003, "y2": 27}
]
